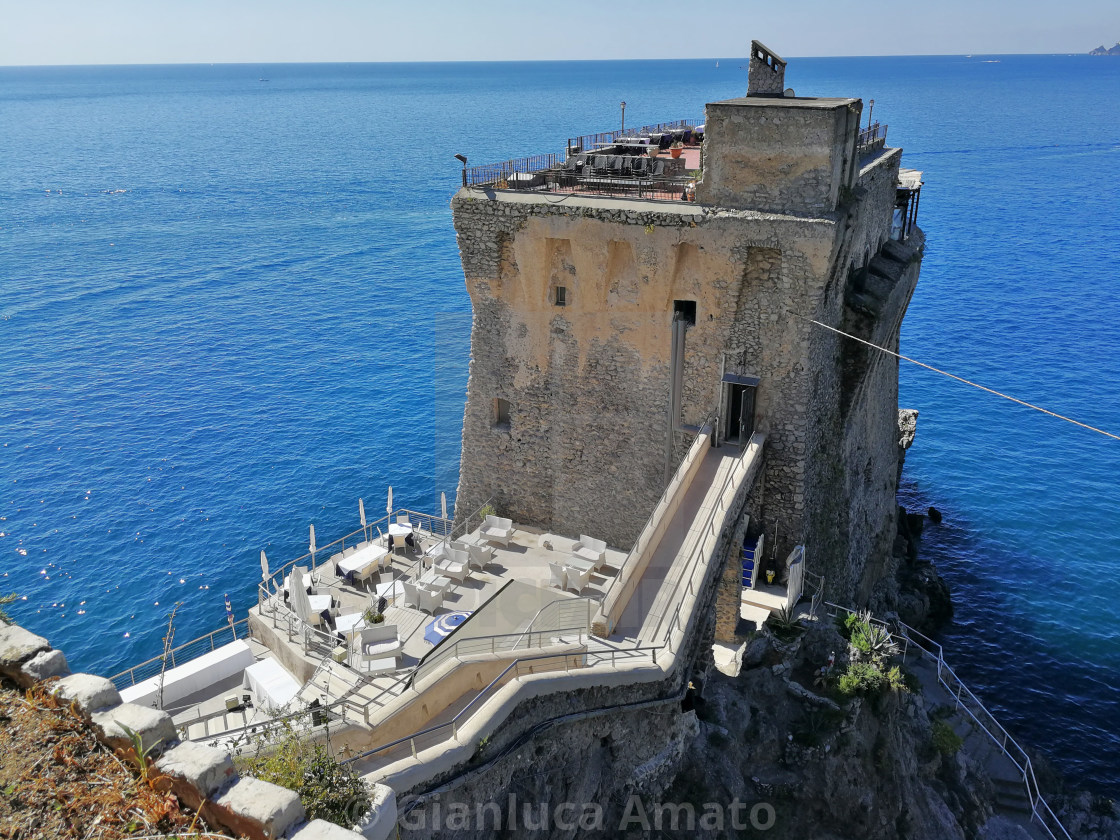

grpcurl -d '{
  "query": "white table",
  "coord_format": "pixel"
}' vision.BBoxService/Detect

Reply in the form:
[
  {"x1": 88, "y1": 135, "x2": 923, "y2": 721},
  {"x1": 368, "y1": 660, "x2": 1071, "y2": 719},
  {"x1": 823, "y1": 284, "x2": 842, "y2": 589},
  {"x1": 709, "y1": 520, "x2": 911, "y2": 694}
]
[
  {"x1": 336, "y1": 543, "x2": 388, "y2": 584},
  {"x1": 418, "y1": 570, "x2": 451, "y2": 593},
  {"x1": 334, "y1": 612, "x2": 366, "y2": 641},
  {"x1": 242, "y1": 658, "x2": 301, "y2": 712},
  {"x1": 388, "y1": 522, "x2": 413, "y2": 554},
  {"x1": 374, "y1": 579, "x2": 406, "y2": 604},
  {"x1": 565, "y1": 557, "x2": 596, "y2": 574},
  {"x1": 360, "y1": 656, "x2": 398, "y2": 676}
]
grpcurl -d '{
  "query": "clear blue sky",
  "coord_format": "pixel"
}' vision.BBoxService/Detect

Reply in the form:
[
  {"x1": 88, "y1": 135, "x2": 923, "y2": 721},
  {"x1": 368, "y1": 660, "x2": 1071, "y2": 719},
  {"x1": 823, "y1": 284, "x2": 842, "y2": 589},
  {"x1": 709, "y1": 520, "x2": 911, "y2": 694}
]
[{"x1": 2, "y1": 0, "x2": 1117, "y2": 65}]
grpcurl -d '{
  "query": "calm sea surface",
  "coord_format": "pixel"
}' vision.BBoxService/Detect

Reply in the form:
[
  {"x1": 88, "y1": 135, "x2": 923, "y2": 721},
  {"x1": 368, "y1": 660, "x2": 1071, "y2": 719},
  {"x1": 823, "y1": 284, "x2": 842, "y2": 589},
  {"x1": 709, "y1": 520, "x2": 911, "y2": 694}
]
[{"x1": 2, "y1": 56, "x2": 1118, "y2": 794}]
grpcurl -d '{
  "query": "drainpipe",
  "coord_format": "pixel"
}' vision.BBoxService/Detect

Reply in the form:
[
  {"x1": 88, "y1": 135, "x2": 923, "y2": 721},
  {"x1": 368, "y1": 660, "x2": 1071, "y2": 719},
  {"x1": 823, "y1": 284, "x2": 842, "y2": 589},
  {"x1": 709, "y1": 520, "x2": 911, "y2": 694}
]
[{"x1": 667, "y1": 314, "x2": 689, "y2": 482}]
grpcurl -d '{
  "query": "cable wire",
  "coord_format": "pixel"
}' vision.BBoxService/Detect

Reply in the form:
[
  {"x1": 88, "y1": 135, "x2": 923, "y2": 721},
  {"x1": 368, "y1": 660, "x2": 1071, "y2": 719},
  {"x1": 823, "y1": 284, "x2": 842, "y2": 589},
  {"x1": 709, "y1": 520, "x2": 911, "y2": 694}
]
[{"x1": 791, "y1": 312, "x2": 1120, "y2": 442}]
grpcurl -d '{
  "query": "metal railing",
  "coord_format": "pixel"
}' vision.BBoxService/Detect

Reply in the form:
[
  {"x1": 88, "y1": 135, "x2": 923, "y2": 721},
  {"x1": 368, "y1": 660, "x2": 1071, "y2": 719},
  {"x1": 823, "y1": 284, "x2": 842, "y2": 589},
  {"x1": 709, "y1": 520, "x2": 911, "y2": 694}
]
[
  {"x1": 345, "y1": 433, "x2": 764, "y2": 775},
  {"x1": 825, "y1": 603, "x2": 1071, "y2": 840},
  {"x1": 857, "y1": 121, "x2": 887, "y2": 155},
  {"x1": 108, "y1": 618, "x2": 252, "y2": 689},
  {"x1": 465, "y1": 161, "x2": 697, "y2": 202},
  {"x1": 568, "y1": 119, "x2": 703, "y2": 154},
  {"x1": 345, "y1": 643, "x2": 664, "y2": 771}
]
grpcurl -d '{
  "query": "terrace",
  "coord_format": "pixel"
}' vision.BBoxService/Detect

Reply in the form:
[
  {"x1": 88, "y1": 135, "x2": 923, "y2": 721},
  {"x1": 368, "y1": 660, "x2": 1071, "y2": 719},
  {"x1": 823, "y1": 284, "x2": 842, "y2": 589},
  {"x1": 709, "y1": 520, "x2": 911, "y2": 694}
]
[
  {"x1": 462, "y1": 119, "x2": 704, "y2": 202},
  {"x1": 107, "y1": 424, "x2": 772, "y2": 773}
]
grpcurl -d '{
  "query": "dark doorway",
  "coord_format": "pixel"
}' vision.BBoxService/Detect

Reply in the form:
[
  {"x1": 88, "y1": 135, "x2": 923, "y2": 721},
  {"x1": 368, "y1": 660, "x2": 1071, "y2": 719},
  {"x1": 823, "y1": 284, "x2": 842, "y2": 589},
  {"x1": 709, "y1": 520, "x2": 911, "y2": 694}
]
[{"x1": 725, "y1": 382, "x2": 756, "y2": 443}]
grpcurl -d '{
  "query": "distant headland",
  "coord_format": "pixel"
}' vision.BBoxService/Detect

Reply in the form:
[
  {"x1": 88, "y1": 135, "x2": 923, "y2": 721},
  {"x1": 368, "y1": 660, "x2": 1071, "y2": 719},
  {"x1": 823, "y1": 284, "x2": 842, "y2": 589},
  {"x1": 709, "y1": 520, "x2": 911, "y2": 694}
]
[{"x1": 1089, "y1": 42, "x2": 1120, "y2": 55}]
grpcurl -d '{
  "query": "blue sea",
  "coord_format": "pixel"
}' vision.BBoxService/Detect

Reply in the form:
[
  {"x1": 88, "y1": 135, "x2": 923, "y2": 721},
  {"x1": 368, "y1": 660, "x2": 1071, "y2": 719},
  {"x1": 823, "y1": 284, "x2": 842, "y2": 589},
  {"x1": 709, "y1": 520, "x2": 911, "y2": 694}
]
[{"x1": 2, "y1": 56, "x2": 1118, "y2": 794}]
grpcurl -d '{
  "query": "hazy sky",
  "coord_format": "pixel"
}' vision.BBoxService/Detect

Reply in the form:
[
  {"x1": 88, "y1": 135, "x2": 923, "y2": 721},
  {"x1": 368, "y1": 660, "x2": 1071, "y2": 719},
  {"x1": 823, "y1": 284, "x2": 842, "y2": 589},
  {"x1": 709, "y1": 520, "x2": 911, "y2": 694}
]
[{"x1": 2, "y1": 0, "x2": 1117, "y2": 65}]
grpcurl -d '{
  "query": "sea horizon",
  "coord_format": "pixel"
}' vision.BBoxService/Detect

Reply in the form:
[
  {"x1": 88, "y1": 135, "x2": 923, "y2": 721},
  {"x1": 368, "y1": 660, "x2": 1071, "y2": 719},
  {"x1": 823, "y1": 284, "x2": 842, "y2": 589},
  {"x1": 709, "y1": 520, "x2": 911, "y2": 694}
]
[{"x1": 2, "y1": 54, "x2": 1118, "y2": 794}]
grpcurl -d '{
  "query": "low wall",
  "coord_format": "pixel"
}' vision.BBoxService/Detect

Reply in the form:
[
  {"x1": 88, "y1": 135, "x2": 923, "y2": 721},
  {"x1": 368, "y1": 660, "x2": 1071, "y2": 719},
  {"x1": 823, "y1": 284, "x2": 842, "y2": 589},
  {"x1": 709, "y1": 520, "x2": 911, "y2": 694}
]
[
  {"x1": 367, "y1": 435, "x2": 765, "y2": 802},
  {"x1": 597, "y1": 425, "x2": 713, "y2": 633},
  {"x1": 0, "y1": 622, "x2": 378, "y2": 840}
]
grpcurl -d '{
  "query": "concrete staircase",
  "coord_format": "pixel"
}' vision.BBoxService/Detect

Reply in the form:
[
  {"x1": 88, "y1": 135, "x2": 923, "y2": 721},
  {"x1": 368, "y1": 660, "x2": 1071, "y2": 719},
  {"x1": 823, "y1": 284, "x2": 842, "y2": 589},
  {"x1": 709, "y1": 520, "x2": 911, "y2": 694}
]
[{"x1": 908, "y1": 656, "x2": 1052, "y2": 840}]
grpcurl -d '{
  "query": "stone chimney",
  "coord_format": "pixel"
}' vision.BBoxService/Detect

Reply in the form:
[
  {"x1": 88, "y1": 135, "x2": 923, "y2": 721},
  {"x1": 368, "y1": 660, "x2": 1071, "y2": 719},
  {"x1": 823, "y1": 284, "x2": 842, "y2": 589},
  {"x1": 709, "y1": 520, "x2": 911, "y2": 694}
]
[{"x1": 747, "y1": 40, "x2": 787, "y2": 97}]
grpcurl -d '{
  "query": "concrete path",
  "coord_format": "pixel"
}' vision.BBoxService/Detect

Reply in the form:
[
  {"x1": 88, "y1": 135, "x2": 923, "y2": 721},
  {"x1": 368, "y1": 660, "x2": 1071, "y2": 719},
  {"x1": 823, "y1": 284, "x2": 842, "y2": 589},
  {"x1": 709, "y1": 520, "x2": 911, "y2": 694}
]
[{"x1": 612, "y1": 445, "x2": 736, "y2": 640}]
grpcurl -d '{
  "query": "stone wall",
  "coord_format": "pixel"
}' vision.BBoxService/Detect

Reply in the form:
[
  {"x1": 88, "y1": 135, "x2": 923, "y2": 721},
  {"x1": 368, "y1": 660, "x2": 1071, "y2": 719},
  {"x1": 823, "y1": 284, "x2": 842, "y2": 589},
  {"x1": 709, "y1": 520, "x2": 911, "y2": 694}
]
[
  {"x1": 0, "y1": 622, "x2": 382, "y2": 840},
  {"x1": 451, "y1": 192, "x2": 840, "y2": 551},
  {"x1": 696, "y1": 97, "x2": 862, "y2": 215},
  {"x1": 453, "y1": 126, "x2": 917, "y2": 607}
]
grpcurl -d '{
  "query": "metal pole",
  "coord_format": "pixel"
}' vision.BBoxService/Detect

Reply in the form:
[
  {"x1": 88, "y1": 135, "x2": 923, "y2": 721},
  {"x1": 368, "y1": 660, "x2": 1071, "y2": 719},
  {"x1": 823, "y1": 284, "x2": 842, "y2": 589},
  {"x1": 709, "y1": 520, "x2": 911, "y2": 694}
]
[{"x1": 621, "y1": 101, "x2": 626, "y2": 134}]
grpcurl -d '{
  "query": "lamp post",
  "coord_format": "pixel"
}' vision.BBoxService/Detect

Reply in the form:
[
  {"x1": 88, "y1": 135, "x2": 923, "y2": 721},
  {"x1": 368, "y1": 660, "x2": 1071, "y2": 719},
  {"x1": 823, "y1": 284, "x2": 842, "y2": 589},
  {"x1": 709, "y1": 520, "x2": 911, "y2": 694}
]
[
  {"x1": 867, "y1": 99, "x2": 875, "y2": 131},
  {"x1": 454, "y1": 153, "x2": 468, "y2": 187},
  {"x1": 621, "y1": 101, "x2": 626, "y2": 135}
]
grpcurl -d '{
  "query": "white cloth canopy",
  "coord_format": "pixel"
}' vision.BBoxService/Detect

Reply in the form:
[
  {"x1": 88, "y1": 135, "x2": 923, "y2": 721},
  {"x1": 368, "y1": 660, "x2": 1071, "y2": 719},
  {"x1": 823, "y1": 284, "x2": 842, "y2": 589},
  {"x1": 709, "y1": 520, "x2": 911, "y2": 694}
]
[
  {"x1": 260, "y1": 550, "x2": 269, "y2": 581},
  {"x1": 387, "y1": 485, "x2": 393, "y2": 515}
]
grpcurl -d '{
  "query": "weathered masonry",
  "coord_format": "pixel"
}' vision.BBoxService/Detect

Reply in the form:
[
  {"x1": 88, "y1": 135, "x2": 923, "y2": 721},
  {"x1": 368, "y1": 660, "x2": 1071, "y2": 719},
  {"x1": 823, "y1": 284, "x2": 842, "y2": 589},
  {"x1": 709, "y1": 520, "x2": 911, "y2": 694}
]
[{"x1": 452, "y1": 41, "x2": 924, "y2": 603}]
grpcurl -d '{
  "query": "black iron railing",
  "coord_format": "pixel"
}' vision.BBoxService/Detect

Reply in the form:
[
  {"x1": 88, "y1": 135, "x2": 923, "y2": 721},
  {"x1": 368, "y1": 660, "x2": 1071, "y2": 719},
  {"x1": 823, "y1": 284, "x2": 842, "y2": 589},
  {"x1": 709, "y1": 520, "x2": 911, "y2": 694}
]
[
  {"x1": 857, "y1": 121, "x2": 887, "y2": 155},
  {"x1": 567, "y1": 118, "x2": 703, "y2": 154},
  {"x1": 465, "y1": 151, "x2": 699, "y2": 202}
]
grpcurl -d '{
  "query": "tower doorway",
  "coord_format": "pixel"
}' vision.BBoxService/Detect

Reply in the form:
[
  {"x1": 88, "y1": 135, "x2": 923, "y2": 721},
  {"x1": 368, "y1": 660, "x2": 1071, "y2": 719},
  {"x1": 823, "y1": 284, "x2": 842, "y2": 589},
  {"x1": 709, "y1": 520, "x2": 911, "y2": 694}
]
[{"x1": 722, "y1": 375, "x2": 757, "y2": 444}]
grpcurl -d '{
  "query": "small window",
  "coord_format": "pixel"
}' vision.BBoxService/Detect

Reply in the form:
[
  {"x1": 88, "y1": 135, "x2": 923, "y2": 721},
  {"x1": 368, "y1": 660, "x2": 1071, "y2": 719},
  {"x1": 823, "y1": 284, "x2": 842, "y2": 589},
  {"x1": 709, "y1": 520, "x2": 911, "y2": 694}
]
[
  {"x1": 492, "y1": 398, "x2": 511, "y2": 430},
  {"x1": 554, "y1": 286, "x2": 567, "y2": 307},
  {"x1": 673, "y1": 299, "x2": 696, "y2": 326}
]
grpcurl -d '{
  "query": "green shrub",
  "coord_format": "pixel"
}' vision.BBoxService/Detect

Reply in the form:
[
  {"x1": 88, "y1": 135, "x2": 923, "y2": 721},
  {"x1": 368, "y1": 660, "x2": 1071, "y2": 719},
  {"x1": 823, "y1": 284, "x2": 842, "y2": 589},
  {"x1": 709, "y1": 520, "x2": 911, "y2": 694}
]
[
  {"x1": 850, "y1": 621, "x2": 898, "y2": 662},
  {"x1": 792, "y1": 708, "x2": 845, "y2": 747},
  {"x1": 837, "y1": 610, "x2": 862, "y2": 640},
  {"x1": 930, "y1": 719, "x2": 963, "y2": 756},
  {"x1": 836, "y1": 661, "x2": 887, "y2": 698},
  {"x1": 0, "y1": 592, "x2": 18, "y2": 625},
  {"x1": 239, "y1": 724, "x2": 370, "y2": 826},
  {"x1": 766, "y1": 605, "x2": 803, "y2": 642}
]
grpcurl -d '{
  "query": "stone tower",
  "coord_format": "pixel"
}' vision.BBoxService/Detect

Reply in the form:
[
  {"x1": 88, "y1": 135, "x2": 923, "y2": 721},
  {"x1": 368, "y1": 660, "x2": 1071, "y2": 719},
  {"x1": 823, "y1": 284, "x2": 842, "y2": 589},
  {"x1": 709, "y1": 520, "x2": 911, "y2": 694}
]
[{"x1": 450, "y1": 51, "x2": 924, "y2": 602}]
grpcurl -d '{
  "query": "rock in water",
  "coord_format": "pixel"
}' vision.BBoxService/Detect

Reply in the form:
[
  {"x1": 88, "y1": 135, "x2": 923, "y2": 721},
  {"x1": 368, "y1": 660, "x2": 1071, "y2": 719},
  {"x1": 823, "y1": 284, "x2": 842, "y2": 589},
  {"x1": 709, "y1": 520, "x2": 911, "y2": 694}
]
[{"x1": 928, "y1": 506, "x2": 942, "y2": 524}]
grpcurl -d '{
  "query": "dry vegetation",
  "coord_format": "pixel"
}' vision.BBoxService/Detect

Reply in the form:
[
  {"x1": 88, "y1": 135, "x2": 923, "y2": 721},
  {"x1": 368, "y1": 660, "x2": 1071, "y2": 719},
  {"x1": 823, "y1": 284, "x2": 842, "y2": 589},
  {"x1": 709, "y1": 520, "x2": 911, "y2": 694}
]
[{"x1": 0, "y1": 680, "x2": 234, "y2": 839}]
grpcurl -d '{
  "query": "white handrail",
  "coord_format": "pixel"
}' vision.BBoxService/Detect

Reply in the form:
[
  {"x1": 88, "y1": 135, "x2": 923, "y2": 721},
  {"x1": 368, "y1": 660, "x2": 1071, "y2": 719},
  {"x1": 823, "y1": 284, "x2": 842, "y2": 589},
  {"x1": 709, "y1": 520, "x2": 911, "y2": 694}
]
[{"x1": 826, "y1": 603, "x2": 1071, "y2": 840}]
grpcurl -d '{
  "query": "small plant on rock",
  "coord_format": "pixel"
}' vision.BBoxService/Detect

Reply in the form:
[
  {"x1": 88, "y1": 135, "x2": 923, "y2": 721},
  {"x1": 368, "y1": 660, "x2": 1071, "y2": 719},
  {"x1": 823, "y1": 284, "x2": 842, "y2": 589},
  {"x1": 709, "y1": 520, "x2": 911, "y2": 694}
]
[
  {"x1": 836, "y1": 661, "x2": 887, "y2": 698},
  {"x1": 930, "y1": 719, "x2": 963, "y2": 756},
  {"x1": 0, "y1": 592, "x2": 19, "y2": 625},
  {"x1": 850, "y1": 619, "x2": 899, "y2": 663},
  {"x1": 765, "y1": 605, "x2": 803, "y2": 642}
]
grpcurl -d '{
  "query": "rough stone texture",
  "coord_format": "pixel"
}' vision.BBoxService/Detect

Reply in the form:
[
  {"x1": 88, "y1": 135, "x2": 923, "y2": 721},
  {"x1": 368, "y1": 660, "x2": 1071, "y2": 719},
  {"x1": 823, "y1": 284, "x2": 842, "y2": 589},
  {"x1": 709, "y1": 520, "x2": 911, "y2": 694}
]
[
  {"x1": 354, "y1": 784, "x2": 398, "y2": 840},
  {"x1": 51, "y1": 673, "x2": 122, "y2": 715},
  {"x1": 0, "y1": 623, "x2": 51, "y2": 685},
  {"x1": 21, "y1": 648, "x2": 70, "y2": 683},
  {"x1": 898, "y1": 407, "x2": 919, "y2": 479},
  {"x1": 697, "y1": 96, "x2": 862, "y2": 215},
  {"x1": 452, "y1": 142, "x2": 918, "y2": 607},
  {"x1": 747, "y1": 40, "x2": 786, "y2": 96},
  {"x1": 210, "y1": 776, "x2": 306, "y2": 840},
  {"x1": 156, "y1": 740, "x2": 237, "y2": 805},
  {"x1": 288, "y1": 819, "x2": 367, "y2": 840},
  {"x1": 91, "y1": 702, "x2": 178, "y2": 756}
]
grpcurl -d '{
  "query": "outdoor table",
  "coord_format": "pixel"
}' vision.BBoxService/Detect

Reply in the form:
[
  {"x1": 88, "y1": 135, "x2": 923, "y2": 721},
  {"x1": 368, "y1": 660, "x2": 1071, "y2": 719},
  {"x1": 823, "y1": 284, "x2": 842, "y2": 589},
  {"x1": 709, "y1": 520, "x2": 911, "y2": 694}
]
[
  {"x1": 418, "y1": 570, "x2": 451, "y2": 593},
  {"x1": 334, "y1": 612, "x2": 366, "y2": 642},
  {"x1": 336, "y1": 543, "x2": 388, "y2": 585},
  {"x1": 388, "y1": 522, "x2": 413, "y2": 554},
  {"x1": 242, "y1": 658, "x2": 300, "y2": 712},
  {"x1": 565, "y1": 557, "x2": 596, "y2": 574}
]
